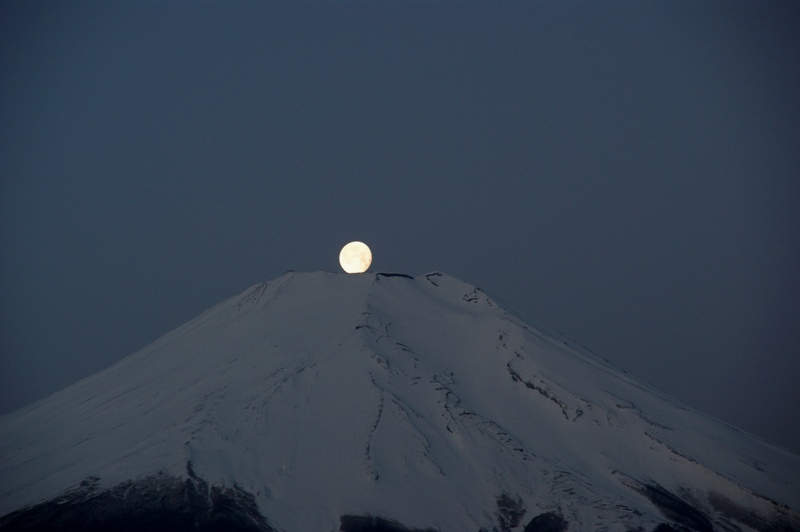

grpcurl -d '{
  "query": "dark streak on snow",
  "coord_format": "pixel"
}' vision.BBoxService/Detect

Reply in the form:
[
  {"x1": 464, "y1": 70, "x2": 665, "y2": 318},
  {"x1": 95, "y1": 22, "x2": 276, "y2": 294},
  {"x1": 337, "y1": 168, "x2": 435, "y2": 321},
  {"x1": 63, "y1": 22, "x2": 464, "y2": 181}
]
[
  {"x1": 506, "y1": 362, "x2": 570, "y2": 420},
  {"x1": 365, "y1": 374, "x2": 386, "y2": 481}
]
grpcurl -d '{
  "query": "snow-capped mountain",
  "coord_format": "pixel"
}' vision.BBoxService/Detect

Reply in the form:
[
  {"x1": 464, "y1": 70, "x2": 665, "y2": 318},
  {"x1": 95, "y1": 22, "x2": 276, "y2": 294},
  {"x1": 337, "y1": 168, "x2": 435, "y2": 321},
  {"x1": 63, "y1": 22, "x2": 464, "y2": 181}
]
[{"x1": 1, "y1": 271, "x2": 798, "y2": 531}]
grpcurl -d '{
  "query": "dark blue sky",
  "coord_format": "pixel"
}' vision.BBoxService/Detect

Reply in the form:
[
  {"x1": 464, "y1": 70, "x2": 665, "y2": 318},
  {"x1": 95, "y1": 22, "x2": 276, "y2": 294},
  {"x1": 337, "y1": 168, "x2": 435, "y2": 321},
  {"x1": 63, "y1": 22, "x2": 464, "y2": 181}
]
[{"x1": 2, "y1": 1, "x2": 799, "y2": 453}]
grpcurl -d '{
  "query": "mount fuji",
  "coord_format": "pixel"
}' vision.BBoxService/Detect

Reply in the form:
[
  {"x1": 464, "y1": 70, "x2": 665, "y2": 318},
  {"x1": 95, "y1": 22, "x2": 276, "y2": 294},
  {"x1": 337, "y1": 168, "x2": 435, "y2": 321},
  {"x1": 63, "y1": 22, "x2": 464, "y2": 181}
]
[{"x1": 1, "y1": 271, "x2": 798, "y2": 531}]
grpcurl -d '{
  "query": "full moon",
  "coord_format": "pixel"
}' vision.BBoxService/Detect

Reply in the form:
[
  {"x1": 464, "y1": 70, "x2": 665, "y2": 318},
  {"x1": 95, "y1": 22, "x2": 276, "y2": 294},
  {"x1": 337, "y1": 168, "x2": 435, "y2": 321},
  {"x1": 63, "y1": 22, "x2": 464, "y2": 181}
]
[{"x1": 339, "y1": 241, "x2": 372, "y2": 273}]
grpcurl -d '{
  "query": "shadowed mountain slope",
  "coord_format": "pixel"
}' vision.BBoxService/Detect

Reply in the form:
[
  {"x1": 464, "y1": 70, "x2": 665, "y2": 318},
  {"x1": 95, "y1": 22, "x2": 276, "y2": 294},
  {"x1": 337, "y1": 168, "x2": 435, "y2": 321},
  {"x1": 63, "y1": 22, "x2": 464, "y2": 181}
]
[{"x1": 1, "y1": 272, "x2": 798, "y2": 531}]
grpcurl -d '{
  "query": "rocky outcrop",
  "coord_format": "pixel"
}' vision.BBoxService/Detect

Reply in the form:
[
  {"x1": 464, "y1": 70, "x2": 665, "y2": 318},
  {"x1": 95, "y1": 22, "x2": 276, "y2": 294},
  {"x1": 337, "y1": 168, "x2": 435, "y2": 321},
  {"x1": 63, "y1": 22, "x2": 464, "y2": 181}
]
[{"x1": 0, "y1": 471, "x2": 273, "y2": 532}]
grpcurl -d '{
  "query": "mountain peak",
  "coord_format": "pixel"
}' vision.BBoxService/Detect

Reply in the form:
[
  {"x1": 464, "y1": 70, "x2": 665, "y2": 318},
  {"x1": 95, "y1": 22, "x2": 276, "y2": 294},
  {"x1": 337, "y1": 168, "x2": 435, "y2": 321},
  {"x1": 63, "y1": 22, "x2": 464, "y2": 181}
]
[{"x1": 2, "y1": 271, "x2": 798, "y2": 531}]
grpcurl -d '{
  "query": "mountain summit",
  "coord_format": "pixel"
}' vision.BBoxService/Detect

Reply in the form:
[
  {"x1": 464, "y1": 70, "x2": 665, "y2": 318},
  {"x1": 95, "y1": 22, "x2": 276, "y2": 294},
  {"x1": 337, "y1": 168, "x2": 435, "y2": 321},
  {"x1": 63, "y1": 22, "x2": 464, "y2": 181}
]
[{"x1": 1, "y1": 271, "x2": 798, "y2": 531}]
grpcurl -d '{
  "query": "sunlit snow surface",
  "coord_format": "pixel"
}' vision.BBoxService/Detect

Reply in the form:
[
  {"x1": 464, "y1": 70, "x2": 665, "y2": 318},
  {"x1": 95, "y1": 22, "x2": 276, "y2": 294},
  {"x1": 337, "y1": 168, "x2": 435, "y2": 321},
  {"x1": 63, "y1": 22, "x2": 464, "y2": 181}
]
[{"x1": 1, "y1": 271, "x2": 798, "y2": 530}]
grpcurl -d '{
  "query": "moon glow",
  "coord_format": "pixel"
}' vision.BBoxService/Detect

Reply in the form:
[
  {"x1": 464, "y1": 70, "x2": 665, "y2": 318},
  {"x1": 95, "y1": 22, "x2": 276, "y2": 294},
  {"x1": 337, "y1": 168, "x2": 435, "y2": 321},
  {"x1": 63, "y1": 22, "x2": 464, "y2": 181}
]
[{"x1": 339, "y1": 241, "x2": 372, "y2": 273}]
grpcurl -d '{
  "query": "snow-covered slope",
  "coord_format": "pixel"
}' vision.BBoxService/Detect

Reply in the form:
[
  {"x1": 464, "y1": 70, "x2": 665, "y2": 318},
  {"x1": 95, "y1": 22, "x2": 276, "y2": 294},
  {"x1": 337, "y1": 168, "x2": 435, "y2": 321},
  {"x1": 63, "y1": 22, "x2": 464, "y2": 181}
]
[{"x1": 1, "y1": 271, "x2": 798, "y2": 531}]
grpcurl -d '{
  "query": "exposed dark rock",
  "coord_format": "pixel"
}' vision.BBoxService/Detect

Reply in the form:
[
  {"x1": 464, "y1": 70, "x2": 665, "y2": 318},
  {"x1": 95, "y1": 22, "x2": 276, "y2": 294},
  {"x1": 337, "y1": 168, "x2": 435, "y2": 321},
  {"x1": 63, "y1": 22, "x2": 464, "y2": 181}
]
[
  {"x1": 523, "y1": 511, "x2": 567, "y2": 532},
  {"x1": 709, "y1": 490, "x2": 800, "y2": 531},
  {"x1": 0, "y1": 471, "x2": 273, "y2": 532},
  {"x1": 636, "y1": 483, "x2": 712, "y2": 532},
  {"x1": 506, "y1": 363, "x2": 570, "y2": 420},
  {"x1": 494, "y1": 493, "x2": 526, "y2": 531},
  {"x1": 339, "y1": 515, "x2": 437, "y2": 532},
  {"x1": 376, "y1": 273, "x2": 415, "y2": 280}
]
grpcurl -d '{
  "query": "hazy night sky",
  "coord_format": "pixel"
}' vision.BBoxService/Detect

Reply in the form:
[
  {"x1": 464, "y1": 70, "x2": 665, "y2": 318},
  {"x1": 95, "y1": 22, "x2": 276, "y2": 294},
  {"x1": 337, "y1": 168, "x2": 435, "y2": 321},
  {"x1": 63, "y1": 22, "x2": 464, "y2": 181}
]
[{"x1": 2, "y1": 1, "x2": 799, "y2": 454}]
